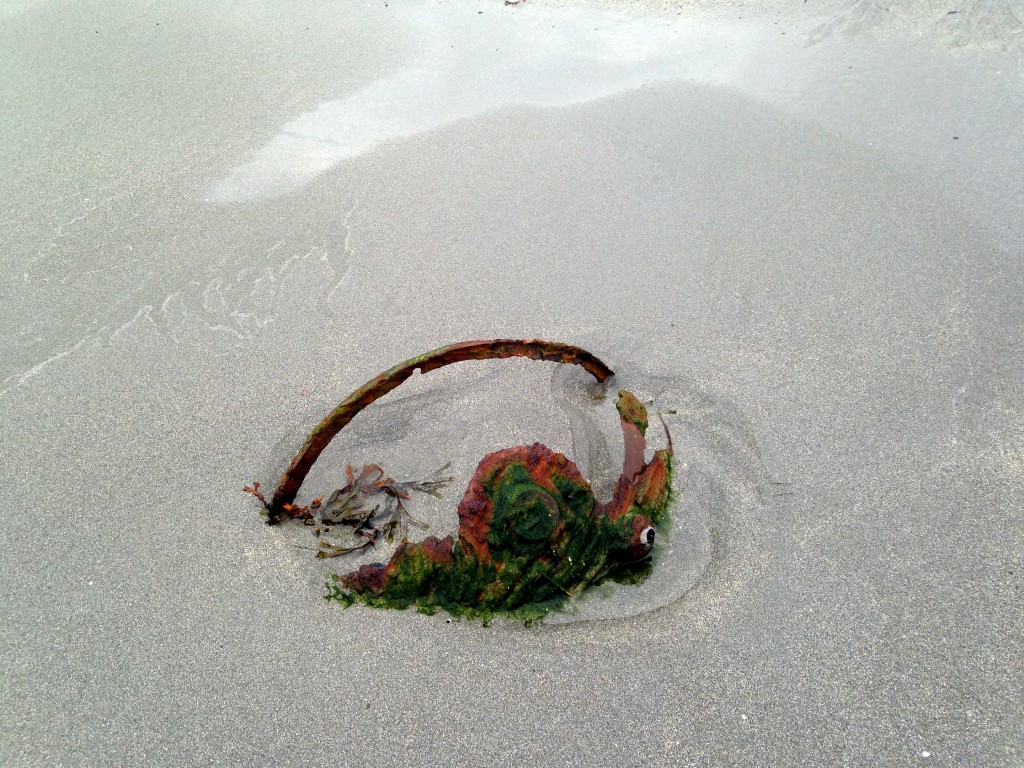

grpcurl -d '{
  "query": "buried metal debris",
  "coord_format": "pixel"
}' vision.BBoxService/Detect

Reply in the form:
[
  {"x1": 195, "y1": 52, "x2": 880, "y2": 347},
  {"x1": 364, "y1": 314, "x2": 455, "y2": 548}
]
[{"x1": 246, "y1": 339, "x2": 673, "y2": 622}]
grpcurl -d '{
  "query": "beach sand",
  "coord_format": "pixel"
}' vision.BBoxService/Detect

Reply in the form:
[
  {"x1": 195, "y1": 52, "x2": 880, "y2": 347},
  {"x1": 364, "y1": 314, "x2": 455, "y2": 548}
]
[{"x1": 2, "y1": 0, "x2": 1022, "y2": 764}]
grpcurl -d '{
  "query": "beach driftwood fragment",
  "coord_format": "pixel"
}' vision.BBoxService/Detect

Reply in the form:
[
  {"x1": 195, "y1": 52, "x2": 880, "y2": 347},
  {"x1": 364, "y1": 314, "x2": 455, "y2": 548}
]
[{"x1": 247, "y1": 339, "x2": 672, "y2": 622}]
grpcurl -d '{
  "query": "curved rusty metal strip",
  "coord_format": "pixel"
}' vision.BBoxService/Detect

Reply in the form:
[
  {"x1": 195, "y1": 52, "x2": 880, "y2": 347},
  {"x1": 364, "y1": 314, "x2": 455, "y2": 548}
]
[{"x1": 268, "y1": 339, "x2": 614, "y2": 519}]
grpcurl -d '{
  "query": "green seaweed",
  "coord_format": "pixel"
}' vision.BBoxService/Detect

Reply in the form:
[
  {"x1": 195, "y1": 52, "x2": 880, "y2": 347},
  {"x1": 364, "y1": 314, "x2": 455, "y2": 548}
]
[
  {"x1": 248, "y1": 339, "x2": 676, "y2": 625},
  {"x1": 328, "y1": 395, "x2": 673, "y2": 625}
]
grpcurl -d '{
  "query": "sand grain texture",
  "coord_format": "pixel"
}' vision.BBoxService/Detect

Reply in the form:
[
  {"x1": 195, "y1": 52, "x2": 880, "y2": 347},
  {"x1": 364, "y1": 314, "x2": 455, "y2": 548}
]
[{"x1": 2, "y1": 1, "x2": 1022, "y2": 765}]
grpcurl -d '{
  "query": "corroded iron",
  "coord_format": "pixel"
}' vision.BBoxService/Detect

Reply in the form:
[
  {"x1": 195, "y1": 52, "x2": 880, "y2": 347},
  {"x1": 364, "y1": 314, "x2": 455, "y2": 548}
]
[
  {"x1": 330, "y1": 390, "x2": 672, "y2": 623},
  {"x1": 266, "y1": 339, "x2": 614, "y2": 521},
  {"x1": 250, "y1": 339, "x2": 674, "y2": 622}
]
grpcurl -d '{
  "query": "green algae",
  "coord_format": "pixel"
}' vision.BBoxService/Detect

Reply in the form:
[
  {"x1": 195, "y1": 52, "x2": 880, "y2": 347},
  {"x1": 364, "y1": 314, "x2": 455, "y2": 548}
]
[
  {"x1": 327, "y1": 395, "x2": 674, "y2": 625},
  {"x1": 615, "y1": 389, "x2": 649, "y2": 433},
  {"x1": 249, "y1": 339, "x2": 677, "y2": 624}
]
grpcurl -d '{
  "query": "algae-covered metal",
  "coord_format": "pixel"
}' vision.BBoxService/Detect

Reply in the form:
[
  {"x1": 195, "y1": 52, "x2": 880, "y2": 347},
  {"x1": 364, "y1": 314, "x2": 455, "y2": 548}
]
[
  {"x1": 329, "y1": 391, "x2": 672, "y2": 623},
  {"x1": 266, "y1": 339, "x2": 613, "y2": 521},
  {"x1": 249, "y1": 339, "x2": 673, "y2": 623}
]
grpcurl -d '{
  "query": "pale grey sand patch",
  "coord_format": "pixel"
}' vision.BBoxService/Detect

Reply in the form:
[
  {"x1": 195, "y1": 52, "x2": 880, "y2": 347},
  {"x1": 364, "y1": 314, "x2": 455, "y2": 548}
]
[
  {"x1": 207, "y1": 2, "x2": 771, "y2": 203},
  {"x1": 2, "y1": 1, "x2": 1023, "y2": 765}
]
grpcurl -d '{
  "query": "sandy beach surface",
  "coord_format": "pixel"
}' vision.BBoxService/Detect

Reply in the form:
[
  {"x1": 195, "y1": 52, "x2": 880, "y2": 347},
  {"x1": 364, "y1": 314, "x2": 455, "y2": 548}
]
[{"x1": 2, "y1": 0, "x2": 1022, "y2": 764}]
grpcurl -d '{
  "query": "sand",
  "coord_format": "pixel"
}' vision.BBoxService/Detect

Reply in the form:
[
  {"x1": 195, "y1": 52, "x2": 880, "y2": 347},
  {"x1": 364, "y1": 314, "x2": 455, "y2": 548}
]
[{"x1": 2, "y1": 0, "x2": 1022, "y2": 764}]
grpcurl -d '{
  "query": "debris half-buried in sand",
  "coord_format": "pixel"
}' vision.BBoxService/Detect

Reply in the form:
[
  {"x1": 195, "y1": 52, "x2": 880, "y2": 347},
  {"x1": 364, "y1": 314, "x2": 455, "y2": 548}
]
[{"x1": 247, "y1": 339, "x2": 672, "y2": 623}]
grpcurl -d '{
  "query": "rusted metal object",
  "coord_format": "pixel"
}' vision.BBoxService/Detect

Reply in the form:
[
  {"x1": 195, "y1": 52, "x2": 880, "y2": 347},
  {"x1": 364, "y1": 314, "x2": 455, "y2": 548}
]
[
  {"x1": 249, "y1": 339, "x2": 674, "y2": 622},
  {"x1": 333, "y1": 390, "x2": 673, "y2": 622},
  {"x1": 266, "y1": 339, "x2": 613, "y2": 520}
]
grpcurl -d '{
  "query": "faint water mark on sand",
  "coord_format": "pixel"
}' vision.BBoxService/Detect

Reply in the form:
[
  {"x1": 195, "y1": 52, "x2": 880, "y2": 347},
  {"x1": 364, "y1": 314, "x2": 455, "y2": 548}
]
[{"x1": 206, "y1": 3, "x2": 764, "y2": 203}]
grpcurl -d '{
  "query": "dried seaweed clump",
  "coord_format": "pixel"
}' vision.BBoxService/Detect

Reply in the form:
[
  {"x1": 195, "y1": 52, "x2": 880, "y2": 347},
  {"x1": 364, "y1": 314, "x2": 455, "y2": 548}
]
[{"x1": 246, "y1": 463, "x2": 454, "y2": 558}]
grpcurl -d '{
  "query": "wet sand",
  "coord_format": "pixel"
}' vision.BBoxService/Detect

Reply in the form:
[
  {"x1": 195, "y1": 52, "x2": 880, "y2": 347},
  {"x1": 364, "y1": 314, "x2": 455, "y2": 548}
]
[{"x1": 2, "y1": 1, "x2": 1022, "y2": 764}]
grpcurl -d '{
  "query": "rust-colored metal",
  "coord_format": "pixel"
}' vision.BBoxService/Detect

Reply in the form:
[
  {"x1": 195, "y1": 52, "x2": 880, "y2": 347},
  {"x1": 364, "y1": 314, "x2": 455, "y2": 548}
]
[
  {"x1": 454, "y1": 443, "x2": 589, "y2": 564},
  {"x1": 267, "y1": 339, "x2": 614, "y2": 520},
  {"x1": 336, "y1": 393, "x2": 674, "y2": 617}
]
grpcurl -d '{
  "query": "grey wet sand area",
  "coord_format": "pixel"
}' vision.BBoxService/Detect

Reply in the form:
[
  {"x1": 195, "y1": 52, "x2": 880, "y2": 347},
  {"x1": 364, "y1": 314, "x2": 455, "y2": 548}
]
[{"x1": 2, "y1": 1, "x2": 1023, "y2": 765}]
